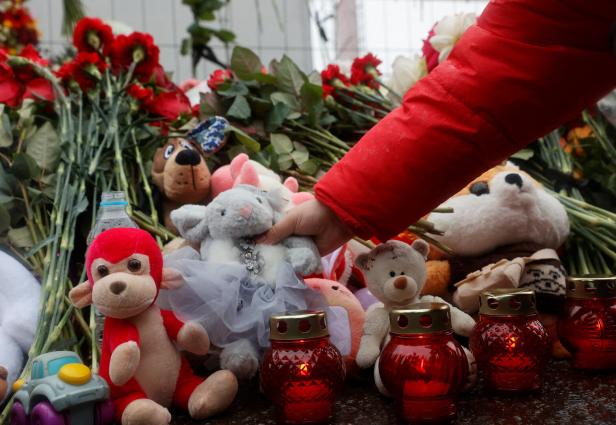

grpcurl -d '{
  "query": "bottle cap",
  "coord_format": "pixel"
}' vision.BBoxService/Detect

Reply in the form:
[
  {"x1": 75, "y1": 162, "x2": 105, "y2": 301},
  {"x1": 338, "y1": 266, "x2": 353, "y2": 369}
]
[
  {"x1": 269, "y1": 310, "x2": 329, "y2": 341},
  {"x1": 100, "y1": 191, "x2": 128, "y2": 207},
  {"x1": 479, "y1": 288, "x2": 537, "y2": 316},
  {"x1": 389, "y1": 303, "x2": 452, "y2": 334},
  {"x1": 566, "y1": 275, "x2": 616, "y2": 299}
]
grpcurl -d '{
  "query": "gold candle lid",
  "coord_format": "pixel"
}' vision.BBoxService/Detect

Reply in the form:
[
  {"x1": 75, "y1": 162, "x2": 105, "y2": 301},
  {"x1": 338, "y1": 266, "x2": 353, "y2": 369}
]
[
  {"x1": 566, "y1": 275, "x2": 616, "y2": 299},
  {"x1": 389, "y1": 303, "x2": 452, "y2": 334},
  {"x1": 479, "y1": 288, "x2": 537, "y2": 316},
  {"x1": 269, "y1": 310, "x2": 329, "y2": 341}
]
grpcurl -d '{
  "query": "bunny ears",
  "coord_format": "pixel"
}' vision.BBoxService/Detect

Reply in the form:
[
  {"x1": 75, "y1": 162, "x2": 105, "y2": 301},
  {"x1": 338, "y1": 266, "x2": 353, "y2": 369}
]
[{"x1": 186, "y1": 116, "x2": 229, "y2": 155}]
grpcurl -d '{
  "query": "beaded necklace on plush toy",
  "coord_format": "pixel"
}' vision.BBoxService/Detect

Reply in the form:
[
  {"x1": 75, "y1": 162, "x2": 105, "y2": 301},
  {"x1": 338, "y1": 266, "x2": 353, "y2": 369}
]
[{"x1": 238, "y1": 238, "x2": 265, "y2": 275}]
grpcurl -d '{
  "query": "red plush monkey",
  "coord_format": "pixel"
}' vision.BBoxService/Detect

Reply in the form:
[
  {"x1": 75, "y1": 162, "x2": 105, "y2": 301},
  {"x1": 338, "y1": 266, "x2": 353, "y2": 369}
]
[{"x1": 69, "y1": 228, "x2": 238, "y2": 425}]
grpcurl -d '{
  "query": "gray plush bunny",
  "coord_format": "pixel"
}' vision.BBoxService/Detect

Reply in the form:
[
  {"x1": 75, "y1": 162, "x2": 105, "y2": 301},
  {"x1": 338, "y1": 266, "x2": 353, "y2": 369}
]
[
  {"x1": 169, "y1": 185, "x2": 322, "y2": 379},
  {"x1": 171, "y1": 185, "x2": 321, "y2": 286}
]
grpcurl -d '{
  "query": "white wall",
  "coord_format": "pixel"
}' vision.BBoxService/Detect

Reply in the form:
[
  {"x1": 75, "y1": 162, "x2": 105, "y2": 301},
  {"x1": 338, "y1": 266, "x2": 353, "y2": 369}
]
[{"x1": 28, "y1": 0, "x2": 314, "y2": 83}]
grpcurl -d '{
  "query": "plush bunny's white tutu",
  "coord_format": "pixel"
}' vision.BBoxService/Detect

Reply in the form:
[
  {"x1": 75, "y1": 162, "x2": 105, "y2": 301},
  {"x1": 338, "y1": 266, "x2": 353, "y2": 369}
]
[{"x1": 158, "y1": 247, "x2": 351, "y2": 355}]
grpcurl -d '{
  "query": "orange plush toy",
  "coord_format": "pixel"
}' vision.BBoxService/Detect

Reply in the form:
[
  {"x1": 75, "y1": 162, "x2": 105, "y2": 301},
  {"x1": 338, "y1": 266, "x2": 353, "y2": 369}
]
[{"x1": 69, "y1": 228, "x2": 238, "y2": 425}]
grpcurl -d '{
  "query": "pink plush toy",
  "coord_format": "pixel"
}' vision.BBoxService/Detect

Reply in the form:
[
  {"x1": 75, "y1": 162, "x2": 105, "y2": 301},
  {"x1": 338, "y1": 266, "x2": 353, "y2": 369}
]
[
  {"x1": 210, "y1": 154, "x2": 314, "y2": 211},
  {"x1": 304, "y1": 278, "x2": 365, "y2": 374}
]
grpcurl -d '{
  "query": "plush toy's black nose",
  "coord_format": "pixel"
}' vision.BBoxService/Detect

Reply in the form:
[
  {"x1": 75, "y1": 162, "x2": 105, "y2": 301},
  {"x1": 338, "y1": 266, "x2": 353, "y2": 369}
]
[
  {"x1": 505, "y1": 173, "x2": 523, "y2": 188},
  {"x1": 110, "y1": 281, "x2": 127, "y2": 295},
  {"x1": 175, "y1": 149, "x2": 201, "y2": 166}
]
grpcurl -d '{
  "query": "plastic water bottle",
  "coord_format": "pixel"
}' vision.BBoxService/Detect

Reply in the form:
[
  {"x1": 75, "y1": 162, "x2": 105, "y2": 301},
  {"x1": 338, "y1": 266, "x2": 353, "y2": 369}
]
[{"x1": 87, "y1": 191, "x2": 138, "y2": 347}]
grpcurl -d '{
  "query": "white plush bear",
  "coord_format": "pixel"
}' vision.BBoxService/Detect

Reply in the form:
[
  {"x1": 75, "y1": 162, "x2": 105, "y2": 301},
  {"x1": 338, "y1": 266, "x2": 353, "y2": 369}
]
[
  {"x1": 354, "y1": 240, "x2": 476, "y2": 394},
  {"x1": 0, "y1": 250, "x2": 40, "y2": 402}
]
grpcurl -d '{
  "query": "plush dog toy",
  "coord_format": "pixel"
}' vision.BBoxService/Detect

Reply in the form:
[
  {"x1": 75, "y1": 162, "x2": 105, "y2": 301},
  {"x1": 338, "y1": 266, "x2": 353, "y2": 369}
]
[
  {"x1": 151, "y1": 138, "x2": 212, "y2": 233},
  {"x1": 421, "y1": 164, "x2": 569, "y2": 297},
  {"x1": 354, "y1": 240, "x2": 476, "y2": 394},
  {"x1": 69, "y1": 228, "x2": 238, "y2": 425},
  {"x1": 0, "y1": 251, "x2": 40, "y2": 402},
  {"x1": 167, "y1": 185, "x2": 322, "y2": 379}
]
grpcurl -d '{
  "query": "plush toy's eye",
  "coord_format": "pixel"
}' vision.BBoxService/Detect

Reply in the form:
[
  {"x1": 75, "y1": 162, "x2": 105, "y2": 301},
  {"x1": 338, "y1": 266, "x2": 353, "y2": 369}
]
[
  {"x1": 181, "y1": 140, "x2": 195, "y2": 150},
  {"x1": 220, "y1": 209, "x2": 226, "y2": 216},
  {"x1": 400, "y1": 271, "x2": 405, "y2": 275},
  {"x1": 389, "y1": 271, "x2": 396, "y2": 277},
  {"x1": 163, "y1": 145, "x2": 174, "y2": 159},
  {"x1": 256, "y1": 197, "x2": 263, "y2": 204},
  {"x1": 469, "y1": 181, "x2": 490, "y2": 196},
  {"x1": 127, "y1": 259, "x2": 142, "y2": 272},
  {"x1": 97, "y1": 265, "x2": 109, "y2": 277}
]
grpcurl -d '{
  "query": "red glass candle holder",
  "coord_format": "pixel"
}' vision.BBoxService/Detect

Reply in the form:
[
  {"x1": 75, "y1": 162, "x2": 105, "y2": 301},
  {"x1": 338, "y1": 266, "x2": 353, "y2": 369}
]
[
  {"x1": 558, "y1": 275, "x2": 616, "y2": 371},
  {"x1": 470, "y1": 288, "x2": 550, "y2": 392},
  {"x1": 379, "y1": 303, "x2": 469, "y2": 424},
  {"x1": 260, "y1": 310, "x2": 345, "y2": 424}
]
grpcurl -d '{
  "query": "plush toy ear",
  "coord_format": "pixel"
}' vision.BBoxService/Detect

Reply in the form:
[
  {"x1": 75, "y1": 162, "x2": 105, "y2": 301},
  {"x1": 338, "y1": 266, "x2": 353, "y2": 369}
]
[
  {"x1": 283, "y1": 177, "x2": 299, "y2": 193},
  {"x1": 355, "y1": 252, "x2": 374, "y2": 272},
  {"x1": 229, "y1": 153, "x2": 250, "y2": 179},
  {"x1": 411, "y1": 239, "x2": 430, "y2": 260},
  {"x1": 69, "y1": 281, "x2": 93, "y2": 309},
  {"x1": 160, "y1": 268, "x2": 184, "y2": 290},
  {"x1": 170, "y1": 204, "x2": 209, "y2": 242},
  {"x1": 291, "y1": 192, "x2": 314, "y2": 206},
  {"x1": 234, "y1": 162, "x2": 260, "y2": 187}
]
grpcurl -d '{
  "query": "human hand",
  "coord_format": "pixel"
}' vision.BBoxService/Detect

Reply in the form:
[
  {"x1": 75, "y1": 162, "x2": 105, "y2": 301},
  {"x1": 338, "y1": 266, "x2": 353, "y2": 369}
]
[{"x1": 259, "y1": 198, "x2": 353, "y2": 256}]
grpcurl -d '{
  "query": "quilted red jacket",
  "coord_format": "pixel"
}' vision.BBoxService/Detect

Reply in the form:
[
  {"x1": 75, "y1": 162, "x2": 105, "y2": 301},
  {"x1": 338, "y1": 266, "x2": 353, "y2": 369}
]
[{"x1": 315, "y1": 0, "x2": 616, "y2": 241}]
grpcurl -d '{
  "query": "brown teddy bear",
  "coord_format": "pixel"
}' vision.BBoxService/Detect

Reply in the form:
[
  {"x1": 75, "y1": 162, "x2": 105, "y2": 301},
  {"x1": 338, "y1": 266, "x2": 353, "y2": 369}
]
[{"x1": 151, "y1": 138, "x2": 212, "y2": 233}]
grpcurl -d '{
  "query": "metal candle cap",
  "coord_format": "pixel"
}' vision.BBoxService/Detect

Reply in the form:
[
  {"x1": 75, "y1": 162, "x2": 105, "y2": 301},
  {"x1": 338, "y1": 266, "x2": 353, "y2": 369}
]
[
  {"x1": 479, "y1": 288, "x2": 537, "y2": 316},
  {"x1": 269, "y1": 310, "x2": 329, "y2": 341},
  {"x1": 389, "y1": 303, "x2": 452, "y2": 334},
  {"x1": 566, "y1": 275, "x2": 616, "y2": 299}
]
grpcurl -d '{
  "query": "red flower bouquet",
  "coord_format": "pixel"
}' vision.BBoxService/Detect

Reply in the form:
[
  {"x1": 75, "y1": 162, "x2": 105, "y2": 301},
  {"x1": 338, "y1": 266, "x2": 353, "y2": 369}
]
[
  {"x1": 207, "y1": 68, "x2": 232, "y2": 91},
  {"x1": 73, "y1": 17, "x2": 114, "y2": 55},
  {"x1": 0, "y1": 0, "x2": 39, "y2": 54},
  {"x1": 350, "y1": 53, "x2": 381, "y2": 88},
  {"x1": 0, "y1": 45, "x2": 52, "y2": 107},
  {"x1": 111, "y1": 32, "x2": 160, "y2": 81}
]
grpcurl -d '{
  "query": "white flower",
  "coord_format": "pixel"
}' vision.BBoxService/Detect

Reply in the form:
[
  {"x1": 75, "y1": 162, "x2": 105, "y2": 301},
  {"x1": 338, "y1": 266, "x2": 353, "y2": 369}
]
[
  {"x1": 430, "y1": 13, "x2": 477, "y2": 63},
  {"x1": 388, "y1": 55, "x2": 427, "y2": 98}
]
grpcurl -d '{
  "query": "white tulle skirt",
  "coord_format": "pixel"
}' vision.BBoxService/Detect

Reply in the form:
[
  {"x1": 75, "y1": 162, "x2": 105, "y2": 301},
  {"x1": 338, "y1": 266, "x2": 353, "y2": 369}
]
[{"x1": 158, "y1": 247, "x2": 351, "y2": 355}]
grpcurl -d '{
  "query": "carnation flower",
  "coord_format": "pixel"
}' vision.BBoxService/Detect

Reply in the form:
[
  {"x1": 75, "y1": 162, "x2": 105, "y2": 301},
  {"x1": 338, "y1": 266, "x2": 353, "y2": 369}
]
[
  {"x1": 350, "y1": 53, "x2": 381, "y2": 88},
  {"x1": 424, "y1": 12, "x2": 476, "y2": 70},
  {"x1": 57, "y1": 52, "x2": 108, "y2": 91},
  {"x1": 388, "y1": 55, "x2": 427, "y2": 98},
  {"x1": 144, "y1": 90, "x2": 192, "y2": 121},
  {"x1": 207, "y1": 69, "x2": 232, "y2": 91},
  {"x1": 126, "y1": 83, "x2": 154, "y2": 103},
  {"x1": 73, "y1": 17, "x2": 114, "y2": 55},
  {"x1": 320, "y1": 64, "x2": 350, "y2": 99},
  {"x1": 111, "y1": 32, "x2": 160, "y2": 80},
  {"x1": 0, "y1": 46, "x2": 52, "y2": 106}
]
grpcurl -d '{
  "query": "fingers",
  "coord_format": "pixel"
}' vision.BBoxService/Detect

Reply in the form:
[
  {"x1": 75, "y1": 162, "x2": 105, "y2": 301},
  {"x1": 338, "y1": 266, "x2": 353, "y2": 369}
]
[{"x1": 260, "y1": 209, "x2": 300, "y2": 244}]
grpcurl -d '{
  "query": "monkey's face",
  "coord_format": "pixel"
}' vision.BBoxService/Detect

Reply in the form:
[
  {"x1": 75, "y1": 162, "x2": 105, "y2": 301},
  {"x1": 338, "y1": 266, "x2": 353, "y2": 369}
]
[{"x1": 90, "y1": 253, "x2": 158, "y2": 319}]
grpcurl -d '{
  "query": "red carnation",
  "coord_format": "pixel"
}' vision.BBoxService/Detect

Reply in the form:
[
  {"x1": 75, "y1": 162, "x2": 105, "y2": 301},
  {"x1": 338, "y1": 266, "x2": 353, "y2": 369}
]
[
  {"x1": 350, "y1": 53, "x2": 381, "y2": 88},
  {"x1": 143, "y1": 90, "x2": 192, "y2": 121},
  {"x1": 73, "y1": 17, "x2": 114, "y2": 55},
  {"x1": 0, "y1": 46, "x2": 53, "y2": 107},
  {"x1": 320, "y1": 64, "x2": 350, "y2": 99},
  {"x1": 127, "y1": 83, "x2": 154, "y2": 103},
  {"x1": 111, "y1": 32, "x2": 160, "y2": 81},
  {"x1": 421, "y1": 27, "x2": 439, "y2": 72},
  {"x1": 57, "y1": 52, "x2": 108, "y2": 91},
  {"x1": 207, "y1": 69, "x2": 232, "y2": 91}
]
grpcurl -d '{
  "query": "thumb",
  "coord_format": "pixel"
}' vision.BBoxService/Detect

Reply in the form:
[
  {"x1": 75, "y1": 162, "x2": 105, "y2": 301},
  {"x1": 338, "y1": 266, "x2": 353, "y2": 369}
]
[{"x1": 260, "y1": 211, "x2": 299, "y2": 244}]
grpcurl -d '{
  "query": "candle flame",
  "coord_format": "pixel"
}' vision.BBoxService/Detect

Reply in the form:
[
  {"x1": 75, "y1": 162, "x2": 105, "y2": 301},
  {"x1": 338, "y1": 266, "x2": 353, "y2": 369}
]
[
  {"x1": 506, "y1": 335, "x2": 517, "y2": 350},
  {"x1": 298, "y1": 362, "x2": 310, "y2": 376}
]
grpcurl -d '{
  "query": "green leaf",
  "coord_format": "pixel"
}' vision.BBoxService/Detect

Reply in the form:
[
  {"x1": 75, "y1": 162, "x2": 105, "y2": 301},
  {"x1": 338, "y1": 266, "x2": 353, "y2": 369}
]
[
  {"x1": 298, "y1": 159, "x2": 319, "y2": 175},
  {"x1": 300, "y1": 82, "x2": 324, "y2": 126},
  {"x1": 215, "y1": 29, "x2": 236, "y2": 43},
  {"x1": 266, "y1": 102, "x2": 290, "y2": 132},
  {"x1": 25, "y1": 121, "x2": 61, "y2": 171},
  {"x1": 270, "y1": 133, "x2": 293, "y2": 155},
  {"x1": 0, "y1": 205, "x2": 9, "y2": 233},
  {"x1": 226, "y1": 95, "x2": 251, "y2": 120},
  {"x1": 8, "y1": 226, "x2": 34, "y2": 249},
  {"x1": 307, "y1": 71, "x2": 322, "y2": 85},
  {"x1": 217, "y1": 81, "x2": 249, "y2": 98},
  {"x1": 270, "y1": 92, "x2": 300, "y2": 111},
  {"x1": 276, "y1": 153, "x2": 293, "y2": 171},
  {"x1": 510, "y1": 149, "x2": 535, "y2": 161},
  {"x1": 227, "y1": 125, "x2": 261, "y2": 152},
  {"x1": 276, "y1": 55, "x2": 305, "y2": 96},
  {"x1": 291, "y1": 142, "x2": 310, "y2": 165},
  {"x1": 231, "y1": 46, "x2": 263, "y2": 80},
  {"x1": 200, "y1": 92, "x2": 224, "y2": 116},
  {"x1": 248, "y1": 96, "x2": 272, "y2": 116},
  {"x1": 254, "y1": 73, "x2": 278, "y2": 85},
  {"x1": 11, "y1": 153, "x2": 40, "y2": 180},
  {"x1": 0, "y1": 105, "x2": 13, "y2": 148}
]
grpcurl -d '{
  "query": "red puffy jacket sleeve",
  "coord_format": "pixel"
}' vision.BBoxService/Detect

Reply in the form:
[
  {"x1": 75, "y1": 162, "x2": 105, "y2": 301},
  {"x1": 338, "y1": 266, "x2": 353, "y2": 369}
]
[{"x1": 315, "y1": 0, "x2": 616, "y2": 241}]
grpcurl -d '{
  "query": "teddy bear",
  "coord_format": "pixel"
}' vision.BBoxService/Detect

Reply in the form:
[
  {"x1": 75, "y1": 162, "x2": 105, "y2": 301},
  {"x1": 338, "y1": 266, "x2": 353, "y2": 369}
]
[
  {"x1": 0, "y1": 250, "x2": 40, "y2": 403},
  {"x1": 210, "y1": 153, "x2": 314, "y2": 213},
  {"x1": 69, "y1": 228, "x2": 238, "y2": 425},
  {"x1": 161, "y1": 184, "x2": 324, "y2": 380},
  {"x1": 419, "y1": 163, "x2": 570, "y2": 297},
  {"x1": 354, "y1": 240, "x2": 476, "y2": 395}
]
